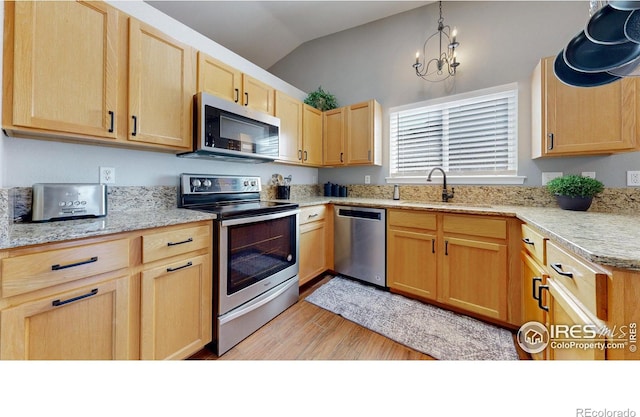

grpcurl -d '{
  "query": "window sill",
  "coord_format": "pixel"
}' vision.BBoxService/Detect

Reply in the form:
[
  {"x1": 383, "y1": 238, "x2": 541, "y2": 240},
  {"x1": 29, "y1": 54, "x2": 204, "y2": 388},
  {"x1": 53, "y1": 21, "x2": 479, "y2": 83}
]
[{"x1": 385, "y1": 176, "x2": 527, "y2": 185}]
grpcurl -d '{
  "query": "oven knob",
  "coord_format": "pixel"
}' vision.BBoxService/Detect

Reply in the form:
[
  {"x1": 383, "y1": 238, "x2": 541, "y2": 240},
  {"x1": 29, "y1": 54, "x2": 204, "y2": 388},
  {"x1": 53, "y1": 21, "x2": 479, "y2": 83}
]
[
  {"x1": 74, "y1": 201, "x2": 81, "y2": 206},
  {"x1": 251, "y1": 180, "x2": 257, "y2": 187},
  {"x1": 202, "y1": 179, "x2": 212, "y2": 187},
  {"x1": 67, "y1": 201, "x2": 74, "y2": 206},
  {"x1": 243, "y1": 180, "x2": 249, "y2": 186},
  {"x1": 59, "y1": 201, "x2": 66, "y2": 207},
  {"x1": 191, "y1": 179, "x2": 202, "y2": 188}
]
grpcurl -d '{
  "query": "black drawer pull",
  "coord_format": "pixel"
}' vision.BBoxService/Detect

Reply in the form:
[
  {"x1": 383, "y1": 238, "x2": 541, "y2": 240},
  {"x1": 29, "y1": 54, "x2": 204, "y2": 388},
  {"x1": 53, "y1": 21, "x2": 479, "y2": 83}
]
[
  {"x1": 234, "y1": 88, "x2": 239, "y2": 103},
  {"x1": 167, "y1": 261, "x2": 193, "y2": 273},
  {"x1": 550, "y1": 263, "x2": 574, "y2": 278},
  {"x1": 131, "y1": 115, "x2": 138, "y2": 136},
  {"x1": 52, "y1": 288, "x2": 98, "y2": 307},
  {"x1": 532, "y1": 277, "x2": 542, "y2": 301},
  {"x1": 167, "y1": 237, "x2": 193, "y2": 247},
  {"x1": 432, "y1": 238, "x2": 435, "y2": 254},
  {"x1": 307, "y1": 213, "x2": 319, "y2": 219},
  {"x1": 52, "y1": 256, "x2": 98, "y2": 271},
  {"x1": 537, "y1": 284, "x2": 549, "y2": 312},
  {"x1": 108, "y1": 111, "x2": 114, "y2": 133},
  {"x1": 522, "y1": 238, "x2": 535, "y2": 245}
]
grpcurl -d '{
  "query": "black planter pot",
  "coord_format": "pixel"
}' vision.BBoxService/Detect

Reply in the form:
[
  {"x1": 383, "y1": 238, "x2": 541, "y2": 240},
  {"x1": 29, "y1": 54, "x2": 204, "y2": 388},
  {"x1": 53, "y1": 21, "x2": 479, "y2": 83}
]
[{"x1": 555, "y1": 195, "x2": 593, "y2": 211}]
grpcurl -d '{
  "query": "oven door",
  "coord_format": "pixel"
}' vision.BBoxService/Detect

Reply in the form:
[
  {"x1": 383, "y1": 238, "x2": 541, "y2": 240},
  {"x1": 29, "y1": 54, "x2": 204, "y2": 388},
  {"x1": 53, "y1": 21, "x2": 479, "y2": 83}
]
[{"x1": 218, "y1": 209, "x2": 299, "y2": 315}]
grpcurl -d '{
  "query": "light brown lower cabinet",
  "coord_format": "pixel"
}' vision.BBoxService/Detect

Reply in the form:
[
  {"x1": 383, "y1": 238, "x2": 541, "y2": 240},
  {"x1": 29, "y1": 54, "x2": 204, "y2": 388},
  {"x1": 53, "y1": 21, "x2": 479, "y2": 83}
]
[
  {"x1": 0, "y1": 220, "x2": 213, "y2": 360},
  {"x1": 386, "y1": 209, "x2": 519, "y2": 325},
  {"x1": 299, "y1": 205, "x2": 333, "y2": 286},
  {"x1": 140, "y1": 254, "x2": 211, "y2": 360},
  {"x1": 0, "y1": 275, "x2": 131, "y2": 360}
]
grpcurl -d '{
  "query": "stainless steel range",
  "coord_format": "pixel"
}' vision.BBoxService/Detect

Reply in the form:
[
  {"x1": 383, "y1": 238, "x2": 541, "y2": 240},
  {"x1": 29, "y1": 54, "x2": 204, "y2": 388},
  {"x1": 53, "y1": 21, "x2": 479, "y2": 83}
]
[{"x1": 179, "y1": 173, "x2": 300, "y2": 355}]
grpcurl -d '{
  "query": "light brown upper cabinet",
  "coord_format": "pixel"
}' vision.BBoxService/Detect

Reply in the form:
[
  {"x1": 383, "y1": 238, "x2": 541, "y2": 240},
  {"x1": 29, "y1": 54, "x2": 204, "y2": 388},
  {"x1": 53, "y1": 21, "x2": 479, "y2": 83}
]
[
  {"x1": 275, "y1": 92, "x2": 323, "y2": 166},
  {"x1": 127, "y1": 19, "x2": 195, "y2": 149},
  {"x1": 3, "y1": 1, "x2": 195, "y2": 151},
  {"x1": 323, "y1": 100, "x2": 382, "y2": 167},
  {"x1": 531, "y1": 56, "x2": 638, "y2": 158},
  {"x1": 5, "y1": 1, "x2": 119, "y2": 140},
  {"x1": 197, "y1": 52, "x2": 275, "y2": 115}
]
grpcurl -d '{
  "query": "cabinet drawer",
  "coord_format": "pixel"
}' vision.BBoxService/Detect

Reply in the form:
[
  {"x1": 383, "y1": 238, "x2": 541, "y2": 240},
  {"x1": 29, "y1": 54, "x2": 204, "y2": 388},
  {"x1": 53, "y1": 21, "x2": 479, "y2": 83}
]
[
  {"x1": 546, "y1": 241, "x2": 608, "y2": 321},
  {"x1": 521, "y1": 223, "x2": 547, "y2": 265},
  {"x1": 443, "y1": 215, "x2": 506, "y2": 239},
  {"x1": 299, "y1": 205, "x2": 326, "y2": 225},
  {"x1": 388, "y1": 209, "x2": 437, "y2": 230},
  {"x1": 1, "y1": 239, "x2": 129, "y2": 298},
  {"x1": 142, "y1": 224, "x2": 210, "y2": 263}
]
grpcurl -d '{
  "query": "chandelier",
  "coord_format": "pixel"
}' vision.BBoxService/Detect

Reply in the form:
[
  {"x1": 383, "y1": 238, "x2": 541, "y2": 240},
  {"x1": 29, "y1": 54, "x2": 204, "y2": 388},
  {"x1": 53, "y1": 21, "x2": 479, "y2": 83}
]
[{"x1": 413, "y1": 1, "x2": 460, "y2": 82}]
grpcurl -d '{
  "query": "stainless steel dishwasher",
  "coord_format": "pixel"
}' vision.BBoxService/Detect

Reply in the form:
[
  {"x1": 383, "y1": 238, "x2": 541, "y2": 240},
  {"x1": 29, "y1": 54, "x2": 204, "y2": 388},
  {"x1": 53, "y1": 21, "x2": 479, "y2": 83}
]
[{"x1": 333, "y1": 206, "x2": 386, "y2": 287}]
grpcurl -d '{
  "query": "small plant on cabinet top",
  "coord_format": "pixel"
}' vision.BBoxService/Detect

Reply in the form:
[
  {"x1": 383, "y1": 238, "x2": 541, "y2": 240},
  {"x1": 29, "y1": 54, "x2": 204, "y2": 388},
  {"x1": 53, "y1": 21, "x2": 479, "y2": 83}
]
[
  {"x1": 546, "y1": 174, "x2": 604, "y2": 211},
  {"x1": 304, "y1": 86, "x2": 338, "y2": 111}
]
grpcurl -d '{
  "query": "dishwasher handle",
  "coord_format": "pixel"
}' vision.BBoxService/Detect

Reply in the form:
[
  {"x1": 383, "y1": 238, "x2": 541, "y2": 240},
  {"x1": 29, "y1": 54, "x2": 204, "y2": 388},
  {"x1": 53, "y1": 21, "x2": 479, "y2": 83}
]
[{"x1": 337, "y1": 208, "x2": 382, "y2": 221}]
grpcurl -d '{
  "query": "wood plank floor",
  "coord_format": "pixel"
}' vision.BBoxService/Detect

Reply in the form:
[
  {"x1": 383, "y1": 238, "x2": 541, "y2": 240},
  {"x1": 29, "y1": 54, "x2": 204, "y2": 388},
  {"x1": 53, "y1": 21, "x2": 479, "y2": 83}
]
[{"x1": 189, "y1": 275, "x2": 529, "y2": 360}]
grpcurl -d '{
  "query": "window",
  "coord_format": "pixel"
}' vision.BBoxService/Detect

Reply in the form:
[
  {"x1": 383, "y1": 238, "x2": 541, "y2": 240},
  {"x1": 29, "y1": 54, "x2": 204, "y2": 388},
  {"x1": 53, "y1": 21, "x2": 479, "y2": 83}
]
[{"x1": 389, "y1": 83, "x2": 522, "y2": 184}]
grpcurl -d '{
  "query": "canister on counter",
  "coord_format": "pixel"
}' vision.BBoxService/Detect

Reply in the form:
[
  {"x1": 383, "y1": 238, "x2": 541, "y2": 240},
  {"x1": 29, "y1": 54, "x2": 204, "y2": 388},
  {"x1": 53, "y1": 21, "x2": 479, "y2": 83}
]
[
  {"x1": 339, "y1": 186, "x2": 348, "y2": 197},
  {"x1": 332, "y1": 183, "x2": 340, "y2": 196},
  {"x1": 324, "y1": 182, "x2": 332, "y2": 196}
]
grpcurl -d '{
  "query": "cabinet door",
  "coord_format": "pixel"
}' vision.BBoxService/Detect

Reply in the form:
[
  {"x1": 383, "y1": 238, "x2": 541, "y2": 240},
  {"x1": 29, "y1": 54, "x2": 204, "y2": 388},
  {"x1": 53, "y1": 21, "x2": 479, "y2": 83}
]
[
  {"x1": 521, "y1": 251, "x2": 549, "y2": 360},
  {"x1": 323, "y1": 107, "x2": 346, "y2": 166},
  {"x1": 197, "y1": 52, "x2": 242, "y2": 104},
  {"x1": 275, "y1": 91, "x2": 303, "y2": 164},
  {"x1": 440, "y1": 237, "x2": 508, "y2": 320},
  {"x1": 302, "y1": 104, "x2": 323, "y2": 166},
  {"x1": 347, "y1": 100, "x2": 374, "y2": 165},
  {"x1": 387, "y1": 228, "x2": 437, "y2": 300},
  {"x1": 11, "y1": 1, "x2": 118, "y2": 139},
  {"x1": 242, "y1": 75, "x2": 275, "y2": 115},
  {"x1": 537, "y1": 56, "x2": 637, "y2": 156},
  {"x1": 547, "y1": 279, "x2": 605, "y2": 360},
  {"x1": 140, "y1": 255, "x2": 212, "y2": 360},
  {"x1": 299, "y1": 221, "x2": 328, "y2": 286},
  {"x1": 0, "y1": 276, "x2": 131, "y2": 360},
  {"x1": 128, "y1": 19, "x2": 194, "y2": 149}
]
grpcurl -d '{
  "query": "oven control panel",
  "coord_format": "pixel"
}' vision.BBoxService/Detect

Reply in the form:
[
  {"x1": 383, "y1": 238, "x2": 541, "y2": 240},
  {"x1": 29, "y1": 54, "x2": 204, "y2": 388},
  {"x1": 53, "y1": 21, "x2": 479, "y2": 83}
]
[{"x1": 181, "y1": 174, "x2": 261, "y2": 194}]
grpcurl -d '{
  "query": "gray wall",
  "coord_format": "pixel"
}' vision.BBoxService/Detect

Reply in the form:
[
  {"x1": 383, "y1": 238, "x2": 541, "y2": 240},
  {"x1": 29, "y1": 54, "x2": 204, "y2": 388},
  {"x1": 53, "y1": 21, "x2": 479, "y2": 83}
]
[{"x1": 269, "y1": 1, "x2": 640, "y2": 187}]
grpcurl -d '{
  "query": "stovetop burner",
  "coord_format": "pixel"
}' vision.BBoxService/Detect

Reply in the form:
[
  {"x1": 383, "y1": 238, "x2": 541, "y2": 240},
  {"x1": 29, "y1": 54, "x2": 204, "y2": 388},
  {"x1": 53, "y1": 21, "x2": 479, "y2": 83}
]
[{"x1": 178, "y1": 174, "x2": 298, "y2": 219}]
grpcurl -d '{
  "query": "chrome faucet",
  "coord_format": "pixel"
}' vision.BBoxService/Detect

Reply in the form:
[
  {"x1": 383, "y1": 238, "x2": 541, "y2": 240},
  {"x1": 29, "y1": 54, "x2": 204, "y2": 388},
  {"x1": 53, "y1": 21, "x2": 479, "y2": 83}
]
[{"x1": 427, "y1": 167, "x2": 455, "y2": 202}]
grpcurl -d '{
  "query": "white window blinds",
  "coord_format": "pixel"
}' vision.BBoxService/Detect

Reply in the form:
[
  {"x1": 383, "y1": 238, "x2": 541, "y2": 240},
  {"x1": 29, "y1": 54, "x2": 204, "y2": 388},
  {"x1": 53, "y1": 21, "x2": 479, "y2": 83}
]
[{"x1": 390, "y1": 86, "x2": 518, "y2": 178}]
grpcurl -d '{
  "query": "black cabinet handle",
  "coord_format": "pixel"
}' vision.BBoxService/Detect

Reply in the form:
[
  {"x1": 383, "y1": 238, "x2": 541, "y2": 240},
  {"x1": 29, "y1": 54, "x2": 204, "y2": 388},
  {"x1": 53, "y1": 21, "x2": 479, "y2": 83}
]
[
  {"x1": 445, "y1": 240, "x2": 449, "y2": 256},
  {"x1": 537, "y1": 284, "x2": 549, "y2": 311},
  {"x1": 340, "y1": 152, "x2": 344, "y2": 163},
  {"x1": 298, "y1": 150, "x2": 303, "y2": 161},
  {"x1": 52, "y1": 288, "x2": 98, "y2": 307},
  {"x1": 522, "y1": 238, "x2": 535, "y2": 246},
  {"x1": 532, "y1": 277, "x2": 542, "y2": 301},
  {"x1": 167, "y1": 237, "x2": 193, "y2": 247},
  {"x1": 234, "y1": 88, "x2": 239, "y2": 103},
  {"x1": 550, "y1": 263, "x2": 573, "y2": 278},
  {"x1": 547, "y1": 133, "x2": 554, "y2": 150},
  {"x1": 52, "y1": 256, "x2": 98, "y2": 271},
  {"x1": 108, "y1": 111, "x2": 114, "y2": 133},
  {"x1": 244, "y1": 92, "x2": 249, "y2": 106},
  {"x1": 132, "y1": 115, "x2": 138, "y2": 136},
  {"x1": 304, "y1": 150, "x2": 308, "y2": 161},
  {"x1": 308, "y1": 213, "x2": 319, "y2": 219},
  {"x1": 432, "y1": 238, "x2": 435, "y2": 254},
  {"x1": 167, "y1": 261, "x2": 193, "y2": 273}
]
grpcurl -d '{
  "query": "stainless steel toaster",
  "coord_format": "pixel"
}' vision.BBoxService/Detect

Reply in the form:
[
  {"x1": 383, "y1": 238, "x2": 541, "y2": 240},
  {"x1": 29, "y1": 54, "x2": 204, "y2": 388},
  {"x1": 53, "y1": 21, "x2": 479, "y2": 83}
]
[{"x1": 32, "y1": 183, "x2": 107, "y2": 222}]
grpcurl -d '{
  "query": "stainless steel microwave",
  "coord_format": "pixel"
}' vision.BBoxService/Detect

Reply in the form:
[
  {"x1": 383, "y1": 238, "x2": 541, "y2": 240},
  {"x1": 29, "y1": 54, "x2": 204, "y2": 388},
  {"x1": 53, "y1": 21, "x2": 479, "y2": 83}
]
[{"x1": 178, "y1": 92, "x2": 280, "y2": 163}]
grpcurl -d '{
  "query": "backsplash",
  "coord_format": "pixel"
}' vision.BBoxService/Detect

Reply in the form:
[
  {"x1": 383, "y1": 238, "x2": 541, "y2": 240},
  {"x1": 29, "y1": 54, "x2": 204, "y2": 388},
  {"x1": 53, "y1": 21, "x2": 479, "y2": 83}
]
[{"x1": 2, "y1": 184, "x2": 639, "y2": 225}]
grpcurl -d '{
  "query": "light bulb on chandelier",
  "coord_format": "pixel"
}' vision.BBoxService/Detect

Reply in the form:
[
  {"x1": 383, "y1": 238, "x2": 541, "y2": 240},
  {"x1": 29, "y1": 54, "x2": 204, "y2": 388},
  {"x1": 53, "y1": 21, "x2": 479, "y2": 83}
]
[{"x1": 413, "y1": 1, "x2": 460, "y2": 82}]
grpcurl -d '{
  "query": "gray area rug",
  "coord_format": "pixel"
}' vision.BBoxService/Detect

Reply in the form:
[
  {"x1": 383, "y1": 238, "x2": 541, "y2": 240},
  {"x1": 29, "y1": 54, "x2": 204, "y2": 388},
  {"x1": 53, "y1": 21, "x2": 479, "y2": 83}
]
[{"x1": 305, "y1": 276, "x2": 519, "y2": 360}]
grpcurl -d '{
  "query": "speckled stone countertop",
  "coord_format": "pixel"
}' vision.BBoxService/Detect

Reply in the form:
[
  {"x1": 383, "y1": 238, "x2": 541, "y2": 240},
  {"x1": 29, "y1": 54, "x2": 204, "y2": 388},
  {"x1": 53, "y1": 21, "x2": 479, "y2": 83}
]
[
  {"x1": 0, "y1": 209, "x2": 216, "y2": 250},
  {"x1": 281, "y1": 196, "x2": 640, "y2": 271}
]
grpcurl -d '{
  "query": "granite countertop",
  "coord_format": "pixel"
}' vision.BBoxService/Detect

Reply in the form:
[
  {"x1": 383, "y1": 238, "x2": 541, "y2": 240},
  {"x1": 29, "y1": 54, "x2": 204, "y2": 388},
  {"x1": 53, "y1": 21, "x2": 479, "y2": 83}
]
[
  {"x1": 283, "y1": 196, "x2": 640, "y2": 271},
  {"x1": 0, "y1": 209, "x2": 217, "y2": 249},
  {"x1": 2, "y1": 195, "x2": 639, "y2": 272}
]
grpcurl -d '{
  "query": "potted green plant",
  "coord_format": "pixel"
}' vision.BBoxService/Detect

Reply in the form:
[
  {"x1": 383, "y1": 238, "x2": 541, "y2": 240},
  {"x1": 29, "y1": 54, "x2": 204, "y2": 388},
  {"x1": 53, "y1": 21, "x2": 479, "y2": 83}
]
[
  {"x1": 546, "y1": 174, "x2": 604, "y2": 211},
  {"x1": 304, "y1": 86, "x2": 338, "y2": 111}
]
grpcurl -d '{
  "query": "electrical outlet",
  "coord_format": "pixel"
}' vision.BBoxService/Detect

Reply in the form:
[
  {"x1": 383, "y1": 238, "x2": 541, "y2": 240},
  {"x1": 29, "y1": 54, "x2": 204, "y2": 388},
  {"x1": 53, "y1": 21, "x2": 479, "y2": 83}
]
[
  {"x1": 541, "y1": 172, "x2": 563, "y2": 186},
  {"x1": 99, "y1": 167, "x2": 115, "y2": 184},
  {"x1": 581, "y1": 172, "x2": 596, "y2": 179},
  {"x1": 364, "y1": 175, "x2": 371, "y2": 184},
  {"x1": 627, "y1": 171, "x2": 640, "y2": 186}
]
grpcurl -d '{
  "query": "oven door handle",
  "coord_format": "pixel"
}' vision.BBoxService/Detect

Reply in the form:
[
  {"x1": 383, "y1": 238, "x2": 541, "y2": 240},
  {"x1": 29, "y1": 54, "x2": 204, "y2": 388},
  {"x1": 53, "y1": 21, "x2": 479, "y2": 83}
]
[
  {"x1": 219, "y1": 277, "x2": 298, "y2": 325},
  {"x1": 220, "y1": 209, "x2": 300, "y2": 227}
]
